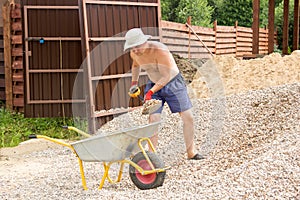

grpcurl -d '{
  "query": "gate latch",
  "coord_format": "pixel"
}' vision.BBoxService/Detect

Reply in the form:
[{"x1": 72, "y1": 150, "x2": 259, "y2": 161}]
[{"x1": 26, "y1": 37, "x2": 45, "y2": 44}]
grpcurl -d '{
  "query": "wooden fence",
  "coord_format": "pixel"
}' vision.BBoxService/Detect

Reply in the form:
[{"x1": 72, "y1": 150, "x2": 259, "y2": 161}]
[
  {"x1": 1, "y1": 2, "x2": 277, "y2": 121},
  {"x1": 0, "y1": 27, "x2": 4, "y2": 103},
  {"x1": 161, "y1": 20, "x2": 275, "y2": 59},
  {"x1": 2, "y1": 2, "x2": 23, "y2": 111}
]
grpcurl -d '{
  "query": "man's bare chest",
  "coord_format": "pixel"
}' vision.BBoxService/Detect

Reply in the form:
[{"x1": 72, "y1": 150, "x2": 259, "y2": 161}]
[{"x1": 135, "y1": 56, "x2": 157, "y2": 66}]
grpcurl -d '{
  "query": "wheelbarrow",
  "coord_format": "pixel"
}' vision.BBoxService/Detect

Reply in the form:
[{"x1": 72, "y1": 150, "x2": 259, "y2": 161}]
[{"x1": 29, "y1": 121, "x2": 169, "y2": 190}]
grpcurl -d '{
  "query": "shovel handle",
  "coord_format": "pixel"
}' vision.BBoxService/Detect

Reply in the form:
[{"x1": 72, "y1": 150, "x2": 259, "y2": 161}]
[{"x1": 137, "y1": 95, "x2": 144, "y2": 102}]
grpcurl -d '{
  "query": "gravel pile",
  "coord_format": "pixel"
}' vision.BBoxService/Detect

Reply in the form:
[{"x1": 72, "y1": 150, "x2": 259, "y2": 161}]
[
  {"x1": 189, "y1": 51, "x2": 300, "y2": 98},
  {"x1": 1, "y1": 82, "x2": 299, "y2": 199}
]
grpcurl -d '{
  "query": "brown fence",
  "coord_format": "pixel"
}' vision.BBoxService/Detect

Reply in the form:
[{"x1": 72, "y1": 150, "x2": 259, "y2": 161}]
[
  {"x1": 2, "y1": 0, "x2": 161, "y2": 133},
  {"x1": 161, "y1": 20, "x2": 215, "y2": 58},
  {"x1": 0, "y1": 27, "x2": 4, "y2": 103},
  {"x1": 2, "y1": 1, "x2": 277, "y2": 133},
  {"x1": 161, "y1": 20, "x2": 276, "y2": 59},
  {"x1": 2, "y1": 2, "x2": 24, "y2": 111}
]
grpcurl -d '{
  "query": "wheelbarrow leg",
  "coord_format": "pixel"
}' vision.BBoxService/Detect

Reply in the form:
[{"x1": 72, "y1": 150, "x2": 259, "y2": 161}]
[
  {"x1": 98, "y1": 162, "x2": 125, "y2": 189},
  {"x1": 99, "y1": 163, "x2": 109, "y2": 189},
  {"x1": 118, "y1": 163, "x2": 125, "y2": 182},
  {"x1": 77, "y1": 157, "x2": 88, "y2": 190}
]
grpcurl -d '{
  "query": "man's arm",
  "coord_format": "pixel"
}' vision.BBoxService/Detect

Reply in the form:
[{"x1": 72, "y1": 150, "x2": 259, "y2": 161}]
[
  {"x1": 130, "y1": 53, "x2": 141, "y2": 85},
  {"x1": 128, "y1": 55, "x2": 141, "y2": 99}
]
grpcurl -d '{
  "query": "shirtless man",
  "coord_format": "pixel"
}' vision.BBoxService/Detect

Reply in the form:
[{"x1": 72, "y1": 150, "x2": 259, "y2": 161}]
[{"x1": 124, "y1": 28, "x2": 203, "y2": 160}]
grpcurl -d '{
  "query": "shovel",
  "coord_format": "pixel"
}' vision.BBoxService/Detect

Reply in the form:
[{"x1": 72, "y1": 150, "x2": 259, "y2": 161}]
[{"x1": 129, "y1": 85, "x2": 162, "y2": 115}]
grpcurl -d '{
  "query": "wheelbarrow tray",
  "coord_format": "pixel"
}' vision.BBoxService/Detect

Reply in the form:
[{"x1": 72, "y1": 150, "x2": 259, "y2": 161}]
[{"x1": 71, "y1": 121, "x2": 160, "y2": 162}]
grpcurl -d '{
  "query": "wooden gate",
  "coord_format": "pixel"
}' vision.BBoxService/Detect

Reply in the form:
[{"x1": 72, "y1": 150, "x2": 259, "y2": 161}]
[
  {"x1": 22, "y1": 0, "x2": 85, "y2": 117},
  {"x1": 79, "y1": 0, "x2": 161, "y2": 133},
  {"x1": 21, "y1": 0, "x2": 161, "y2": 133}
]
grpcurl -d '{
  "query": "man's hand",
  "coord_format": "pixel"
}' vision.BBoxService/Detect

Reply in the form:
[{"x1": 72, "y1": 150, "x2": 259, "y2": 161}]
[
  {"x1": 128, "y1": 85, "x2": 140, "y2": 98},
  {"x1": 144, "y1": 90, "x2": 154, "y2": 101}
]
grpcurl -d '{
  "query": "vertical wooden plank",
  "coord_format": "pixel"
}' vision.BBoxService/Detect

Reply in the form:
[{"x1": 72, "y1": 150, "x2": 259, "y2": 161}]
[
  {"x1": 282, "y1": 0, "x2": 289, "y2": 54},
  {"x1": 187, "y1": 16, "x2": 191, "y2": 59},
  {"x1": 252, "y1": 0, "x2": 260, "y2": 54},
  {"x1": 293, "y1": 0, "x2": 299, "y2": 51},
  {"x1": 268, "y1": 0, "x2": 275, "y2": 53},
  {"x1": 103, "y1": 5, "x2": 113, "y2": 110},
  {"x1": 138, "y1": 6, "x2": 148, "y2": 28},
  {"x1": 81, "y1": 0, "x2": 97, "y2": 133},
  {"x1": 157, "y1": 0, "x2": 163, "y2": 42},
  {"x1": 78, "y1": 0, "x2": 87, "y2": 59},
  {"x1": 213, "y1": 20, "x2": 217, "y2": 55},
  {"x1": 111, "y1": 6, "x2": 124, "y2": 109},
  {"x1": 120, "y1": 5, "x2": 133, "y2": 108},
  {"x1": 132, "y1": 6, "x2": 139, "y2": 27},
  {"x1": 24, "y1": 6, "x2": 32, "y2": 115},
  {"x1": 89, "y1": 4, "x2": 99, "y2": 38},
  {"x1": 3, "y1": 2, "x2": 13, "y2": 110},
  {"x1": 235, "y1": 21, "x2": 238, "y2": 57}
]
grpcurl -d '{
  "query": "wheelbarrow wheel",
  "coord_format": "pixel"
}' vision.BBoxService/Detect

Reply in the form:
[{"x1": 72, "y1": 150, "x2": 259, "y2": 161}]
[{"x1": 129, "y1": 151, "x2": 166, "y2": 190}]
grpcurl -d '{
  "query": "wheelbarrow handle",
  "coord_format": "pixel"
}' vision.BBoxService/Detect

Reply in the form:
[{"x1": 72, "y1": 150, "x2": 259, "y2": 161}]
[
  {"x1": 62, "y1": 126, "x2": 68, "y2": 129},
  {"x1": 28, "y1": 134, "x2": 37, "y2": 139},
  {"x1": 62, "y1": 126, "x2": 91, "y2": 138}
]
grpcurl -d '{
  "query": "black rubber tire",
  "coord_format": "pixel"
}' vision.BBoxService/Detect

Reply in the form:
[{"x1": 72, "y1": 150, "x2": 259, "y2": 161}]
[{"x1": 129, "y1": 151, "x2": 166, "y2": 190}]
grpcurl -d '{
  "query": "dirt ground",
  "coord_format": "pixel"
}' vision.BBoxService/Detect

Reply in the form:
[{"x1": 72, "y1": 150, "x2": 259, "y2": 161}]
[
  {"x1": 1, "y1": 50, "x2": 300, "y2": 166},
  {"x1": 0, "y1": 139, "x2": 66, "y2": 177},
  {"x1": 0, "y1": 50, "x2": 299, "y2": 199}
]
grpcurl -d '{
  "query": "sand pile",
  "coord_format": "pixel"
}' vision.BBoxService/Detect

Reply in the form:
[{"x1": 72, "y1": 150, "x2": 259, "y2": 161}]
[{"x1": 189, "y1": 51, "x2": 300, "y2": 98}]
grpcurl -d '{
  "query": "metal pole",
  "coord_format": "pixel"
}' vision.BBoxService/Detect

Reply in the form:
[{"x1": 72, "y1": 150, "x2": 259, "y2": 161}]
[{"x1": 185, "y1": 23, "x2": 214, "y2": 57}]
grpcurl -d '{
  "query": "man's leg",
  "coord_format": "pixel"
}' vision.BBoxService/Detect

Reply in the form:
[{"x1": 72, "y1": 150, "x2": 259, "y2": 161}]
[
  {"x1": 179, "y1": 109, "x2": 196, "y2": 159},
  {"x1": 149, "y1": 113, "x2": 161, "y2": 149}
]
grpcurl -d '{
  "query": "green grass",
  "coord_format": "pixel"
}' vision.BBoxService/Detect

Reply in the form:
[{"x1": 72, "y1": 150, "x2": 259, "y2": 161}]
[{"x1": 0, "y1": 108, "x2": 85, "y2": 148}]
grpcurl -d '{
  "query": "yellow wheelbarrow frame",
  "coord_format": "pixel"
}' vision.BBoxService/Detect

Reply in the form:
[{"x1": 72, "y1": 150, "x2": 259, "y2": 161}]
[{"x1": 29, "y1": 122, "x2": 170, "y2": 190}]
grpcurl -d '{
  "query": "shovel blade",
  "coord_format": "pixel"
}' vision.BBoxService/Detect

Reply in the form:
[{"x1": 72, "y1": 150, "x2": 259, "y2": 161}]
[{"x1": 142, "y1": 100, "x2": 162, "y2": 115}]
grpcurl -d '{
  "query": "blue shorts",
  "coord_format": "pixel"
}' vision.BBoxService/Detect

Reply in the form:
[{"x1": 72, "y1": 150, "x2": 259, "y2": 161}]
[{"x1": 144, "y1": 73, "x2": 192, "y2": 113}]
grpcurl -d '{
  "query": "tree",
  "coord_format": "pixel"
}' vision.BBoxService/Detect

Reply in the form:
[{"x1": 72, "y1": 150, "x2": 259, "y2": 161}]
[
  {"x1": 161, "y1": 0, "x2": 180, "y2": 22},
  {"x1": 161, "y1": 0, "x2": 214, "y2": 27},
  {"x1": 207, "y1": 0, "x2": 225, "y2": 22},
  {"x1": 210, "y1": 0, "x2": 283, "y2": 27},
  {"x1": 214, "y1": 0, "x2": 253, "y2": 27},
  {"x1": 260, "y1": 0, "x2": 287, "y2": 28},
  {"x1": 175, "y1": 0, "x2": 214, "y2": 27},
  {"x1": 260, "y1": 0, "x2": 270, "y2": 28},
  {"x1": 161, "y1": 0, "x2": 284, "y2": 28}
]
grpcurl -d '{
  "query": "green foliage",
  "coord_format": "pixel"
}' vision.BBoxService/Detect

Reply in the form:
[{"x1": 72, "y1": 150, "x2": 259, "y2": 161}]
[
  {"x1": 161, "y1": 0, "x2": 180, "y2": 21},
  {"x1": 162, "y1": 0, "x2": 286, "y2": 29},
  {"x1": 215, "y1": 0, "x2": 253, "y2": 27},
  {"x1": 207, "y1": 0, "x2": 223, "y2": 22},
  {"x1": 273, "y1": 44, "x2": 282, "y2": 54},
  {"x1": 209, "y1": 0, "x2": 283, "y2": 27},
  {"x1": 175, "y1": 0, "x2": 214, "y2": 27},
  {"x1": 161, "y1": 0, "x2": 214, "y2": 27},
  {"x1": 161, "y1": 0, "x2": 292, "y2": 54},
  {"x1": 259, "y1": 0, "x2": 285, "y2": 27},
  {"x1": 260, "y1": 0, "x2": 270, "y2": 28},
  {"x1": 0, "y1": 108, "x2": 81, "y2": 148}
]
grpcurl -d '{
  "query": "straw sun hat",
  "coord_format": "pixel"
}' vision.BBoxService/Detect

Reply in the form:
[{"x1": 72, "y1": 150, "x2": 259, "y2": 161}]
[{"x1": 124, "y1": 28, "x2": 151, "y2": 51}]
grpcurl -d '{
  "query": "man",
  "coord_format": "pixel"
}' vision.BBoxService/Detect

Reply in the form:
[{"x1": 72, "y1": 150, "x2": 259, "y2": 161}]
[{"x1": 124, "y1": 28, "x2": 203, "y2": 160}]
